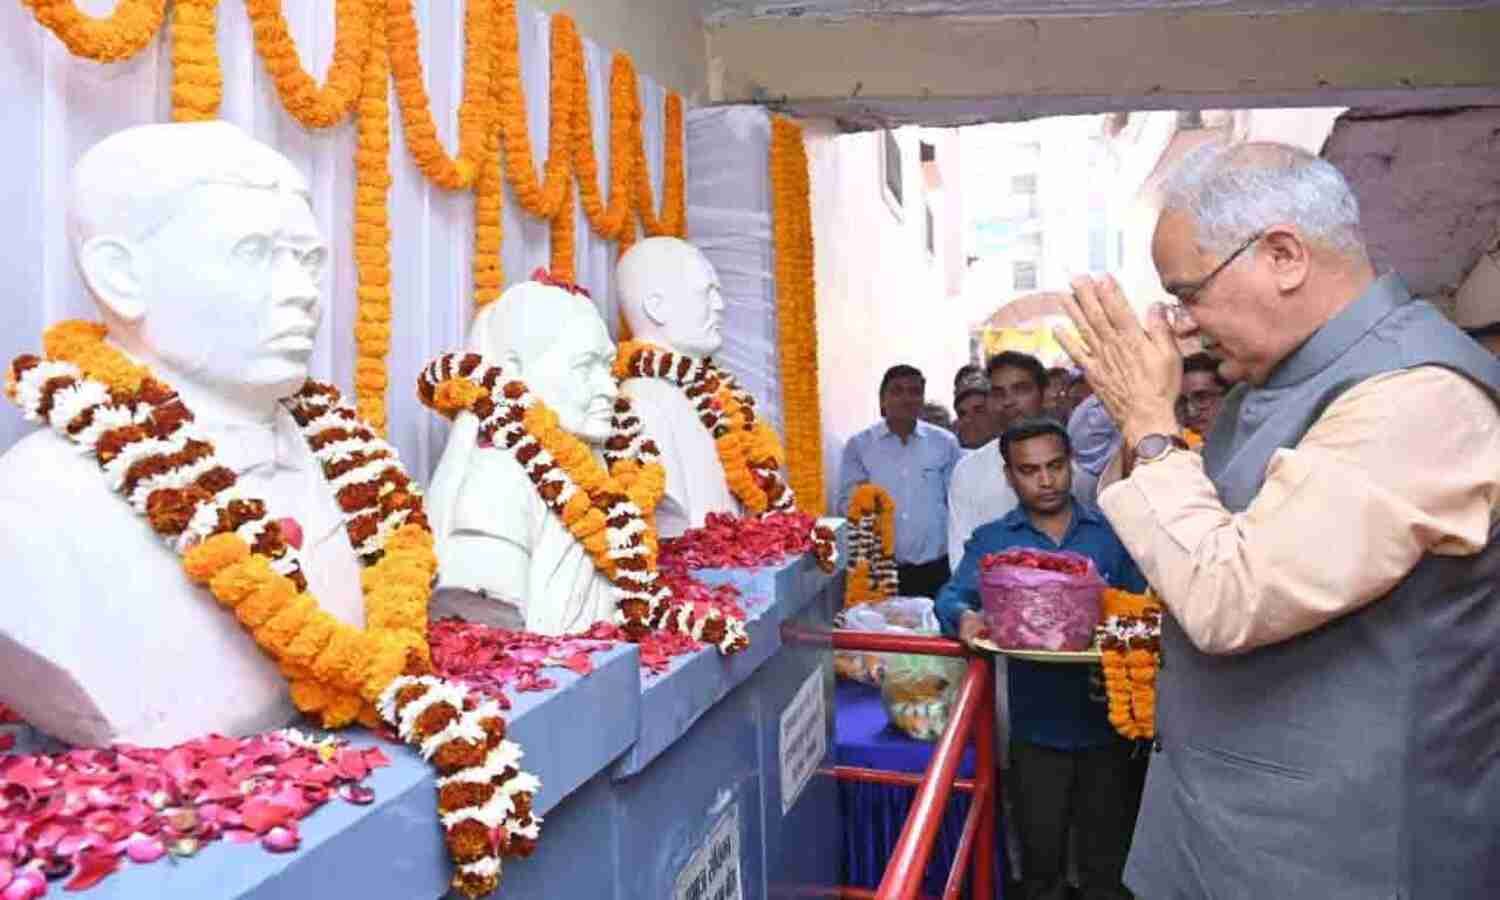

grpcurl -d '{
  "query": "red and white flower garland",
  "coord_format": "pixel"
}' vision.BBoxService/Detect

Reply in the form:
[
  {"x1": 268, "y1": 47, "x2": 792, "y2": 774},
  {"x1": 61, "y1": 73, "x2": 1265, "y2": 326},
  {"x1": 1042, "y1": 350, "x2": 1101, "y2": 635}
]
[
  {"x1": 6, "y1": 341, "x2": 537, "y2": 899},
  {"x1": 418, "y1": 352, "x2": 749, "y2": 654}
]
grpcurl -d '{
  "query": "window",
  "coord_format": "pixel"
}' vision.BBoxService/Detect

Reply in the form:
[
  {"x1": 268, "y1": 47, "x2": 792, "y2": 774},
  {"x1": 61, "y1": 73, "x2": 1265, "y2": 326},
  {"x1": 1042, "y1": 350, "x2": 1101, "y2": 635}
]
[
  {"x1": 919, "y1": 140, "x2": 936, "y2": 163},
  {"x1": 1116, "y1": 230, "x2": 1125, "y2": 268},
  {"x1": 1010, "y1": 173, "x2": 1037, "y2": 195},
  {"x1": 880, "y1": 130, "x2": 903, "y2": 217},
  {"x1": 924, "y1": 203, "x2": 935, "y2": 256},
  {"x1": 1013, "y1": 260, "x2": 1038, "y2": 291}
]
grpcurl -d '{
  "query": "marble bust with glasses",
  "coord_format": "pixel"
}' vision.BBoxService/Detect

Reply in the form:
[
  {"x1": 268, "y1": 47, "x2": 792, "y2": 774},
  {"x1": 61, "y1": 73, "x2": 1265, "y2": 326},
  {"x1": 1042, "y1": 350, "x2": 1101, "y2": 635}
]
[{"x1": 0, "y1": 122, "x2": 363, "y2": 747}]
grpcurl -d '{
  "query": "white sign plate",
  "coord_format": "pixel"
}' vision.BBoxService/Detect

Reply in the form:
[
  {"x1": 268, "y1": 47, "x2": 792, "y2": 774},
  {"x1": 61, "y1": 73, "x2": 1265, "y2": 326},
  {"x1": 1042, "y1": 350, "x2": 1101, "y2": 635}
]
[
  {"x1": 779, "y1": 664, "x2": 827, "y2": 816},
  {"x1": 674, "y1": 804, "x2": 743, "y2": 900}
]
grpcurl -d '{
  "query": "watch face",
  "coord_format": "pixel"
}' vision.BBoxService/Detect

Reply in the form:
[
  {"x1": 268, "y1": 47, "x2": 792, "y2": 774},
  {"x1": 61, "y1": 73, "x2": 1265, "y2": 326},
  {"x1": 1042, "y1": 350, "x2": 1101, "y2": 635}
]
[{"x1": 1136, "y1": 435, "x2": 1170, "y2": 460}]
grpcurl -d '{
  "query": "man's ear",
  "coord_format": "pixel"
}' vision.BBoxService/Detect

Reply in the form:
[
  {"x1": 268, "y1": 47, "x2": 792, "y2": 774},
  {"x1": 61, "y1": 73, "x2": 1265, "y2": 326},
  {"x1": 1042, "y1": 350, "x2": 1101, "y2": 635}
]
[
  {"x1": 78, "y1": 236, "x2": 146, "y2": 323},
  {"x1": 641, "y1": 291, "x2": 669, "y2": 327}
]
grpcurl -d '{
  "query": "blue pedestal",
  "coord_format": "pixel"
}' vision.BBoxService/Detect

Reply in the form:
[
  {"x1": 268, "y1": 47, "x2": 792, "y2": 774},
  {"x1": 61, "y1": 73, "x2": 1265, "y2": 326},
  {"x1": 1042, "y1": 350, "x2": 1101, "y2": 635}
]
[{"x1": 14, "y1": 547, "x2": 846, "y2": 900}]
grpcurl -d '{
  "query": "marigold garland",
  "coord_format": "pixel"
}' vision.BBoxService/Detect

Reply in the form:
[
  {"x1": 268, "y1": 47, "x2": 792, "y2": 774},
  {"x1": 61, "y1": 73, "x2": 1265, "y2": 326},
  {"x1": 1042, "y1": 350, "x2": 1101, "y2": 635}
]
[
  {"x1": 7, "y1": 324, "x2": 538, "y2": 898},
  {"x1": 169, "y1": 0, "x2": 220, "y2": 122},
  {"x1": 769, "y1": 116, "x2": 826, "y2": 514},
  {"x1": 352, "y1": 0, "x2": 393, "y2": 433},
  {"x1": 20, "y1": 0, "x2": 165, "y2": 61},
  {"x1": 418, "y1": 350, "x2": 748, "y2": 655},
  {"x1": 40, "y1": 0, "x2": 693, "y2": 422},
  {"x1": 843, "y1": 484, "x2": 897, "y2": 608},
  {"x1": 614, "y1": 341, "x2": 796, "y2": 517},
  {"x1": 244, "y1": 0, "x2": 373, "y2": 129},
  {"x1": 1098, "y1": 588, "x2": 1161, "y2": 741}
]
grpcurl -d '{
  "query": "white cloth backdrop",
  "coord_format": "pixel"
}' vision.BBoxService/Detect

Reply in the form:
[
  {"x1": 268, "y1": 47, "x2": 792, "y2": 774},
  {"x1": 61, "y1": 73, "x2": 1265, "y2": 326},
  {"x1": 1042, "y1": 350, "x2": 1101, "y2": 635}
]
[
  {"x1": 0, "y1": 0, "x2": 670, "y2": 480},
  {"x1": 685, "y1": 106, "x2": 782, "y2": 434}
]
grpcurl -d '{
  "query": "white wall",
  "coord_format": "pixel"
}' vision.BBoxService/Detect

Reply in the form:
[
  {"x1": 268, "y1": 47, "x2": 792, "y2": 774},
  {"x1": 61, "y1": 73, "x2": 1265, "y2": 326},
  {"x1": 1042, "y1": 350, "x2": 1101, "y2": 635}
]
[
  {"x1": 806, "y1": 122, "x2": 970, "y2": 508},
  {"x1": 532, "y1": 0, "x2": 707, "y2": 99}
]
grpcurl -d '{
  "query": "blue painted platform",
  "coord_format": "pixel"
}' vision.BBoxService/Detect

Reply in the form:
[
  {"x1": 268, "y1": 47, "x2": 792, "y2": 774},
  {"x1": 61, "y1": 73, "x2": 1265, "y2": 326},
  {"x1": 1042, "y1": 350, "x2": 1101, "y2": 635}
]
[{"x1": 9, "y1": 545, "x2": 845, "y2": 900}]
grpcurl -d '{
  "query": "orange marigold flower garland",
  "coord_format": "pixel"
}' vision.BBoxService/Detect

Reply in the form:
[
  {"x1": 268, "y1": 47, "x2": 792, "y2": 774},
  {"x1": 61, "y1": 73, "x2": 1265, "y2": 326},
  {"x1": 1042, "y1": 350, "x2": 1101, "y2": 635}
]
[
  {"x1": 1097, "y1": 588, "x2": 1162, "y2": 740},
  {"x1": 243, "y1": 0, "x2": 373, "y2": 129},
  {"x1": 613, "y1": 341, "x2": 796, "y2": 517},
  {"x1": 20, "y1": 0, "x2": 165, "y2": 62},
  {"x1": 8, "y1": 325, "x2": 539, "y2": 898},
  {"x1": 418, "y1": 349, "x2": 748, "y2": 655},
  {"x1": 168, "y1": 0, "x2": 221, "y2": 122},
  {"x1": 387, "y1": 0, "x2": 497, "y2": 189},
  {"x1": 842, "y1": 484, "x2": 897, "y2": 608},
  {"x1": 769, "y1": 116, "x2": 827, "y2": 514},
  {"x1": 352, "y1": 0, "x2": 394, "y2": 433}
]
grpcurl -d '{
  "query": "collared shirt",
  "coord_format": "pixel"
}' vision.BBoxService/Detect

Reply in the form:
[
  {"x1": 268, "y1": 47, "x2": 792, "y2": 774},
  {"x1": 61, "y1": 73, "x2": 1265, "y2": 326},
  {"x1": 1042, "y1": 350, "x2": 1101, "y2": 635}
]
[
  {"x1": 837, "y1": 419, "x2": 961, "y2": 564},
  {"x1": 1099, "y1": 366, "x2": 1500, "y2": 654},
  {"x1": 936, "y1": 501, "x2": 1146, "y2": 750},
  {"x1": 946, "y1": 437, "x2": 1091, "y2": 565}
]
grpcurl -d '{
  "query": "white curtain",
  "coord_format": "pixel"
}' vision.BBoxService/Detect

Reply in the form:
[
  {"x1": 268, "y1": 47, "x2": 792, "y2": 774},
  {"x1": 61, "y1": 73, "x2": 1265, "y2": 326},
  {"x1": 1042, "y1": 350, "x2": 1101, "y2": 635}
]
[
  {"x1": 0, "y1": 0, "x2": 669, "y2": 480},
  {"x1": 685, "y1": 106, "x2": 782, "y2": 432}
]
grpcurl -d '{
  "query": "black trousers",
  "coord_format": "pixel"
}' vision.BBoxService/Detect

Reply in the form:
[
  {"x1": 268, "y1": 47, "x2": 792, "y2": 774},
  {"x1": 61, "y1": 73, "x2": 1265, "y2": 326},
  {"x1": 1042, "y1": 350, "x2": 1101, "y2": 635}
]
[
  {"x1": 895, "y1": 556, "x2": 950, "y2": 599},
  {"x1": 1008, "y1": 737, "x2": 1138, "y2": 900}
]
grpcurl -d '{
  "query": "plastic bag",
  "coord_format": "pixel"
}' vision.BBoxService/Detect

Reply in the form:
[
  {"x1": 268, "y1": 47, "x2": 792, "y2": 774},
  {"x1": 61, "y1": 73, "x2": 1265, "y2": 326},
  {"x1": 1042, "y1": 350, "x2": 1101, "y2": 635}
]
[
  {"x1": 880, "y1": 648, "x2": 966, "y2": 742},
  {"x1": 978, "y1": 549, "x2": 1105, "y2": 651},
  {"x1": 833, "y1": 596, "x2": 937, "y2": 686},
  {"x1": 834, "y1": 597, "x2": 966, "y2": 741}
]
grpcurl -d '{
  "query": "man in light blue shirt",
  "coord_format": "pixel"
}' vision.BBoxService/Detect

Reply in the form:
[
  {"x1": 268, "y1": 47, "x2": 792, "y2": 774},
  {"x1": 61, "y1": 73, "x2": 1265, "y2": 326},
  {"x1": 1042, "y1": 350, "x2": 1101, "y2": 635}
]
[{"x1": 836, "y1": 364, "x2": 962, "y2": 598}]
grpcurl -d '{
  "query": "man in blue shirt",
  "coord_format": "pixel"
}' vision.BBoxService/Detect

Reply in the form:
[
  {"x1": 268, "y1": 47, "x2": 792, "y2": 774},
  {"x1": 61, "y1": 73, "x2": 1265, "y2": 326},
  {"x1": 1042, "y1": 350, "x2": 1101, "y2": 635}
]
[
  {"x1": 837, "y1": 364, "x2": 961, "y2": 598},
  {"x1": 936, "y1": 418, "x2": 1145, "y2": 900}
]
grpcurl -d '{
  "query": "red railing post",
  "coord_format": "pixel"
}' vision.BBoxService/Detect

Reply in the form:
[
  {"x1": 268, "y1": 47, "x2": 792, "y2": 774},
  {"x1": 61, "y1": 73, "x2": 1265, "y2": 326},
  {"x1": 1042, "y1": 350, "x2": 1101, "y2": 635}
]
[
  {"x1": 819, "y1": 630, "x2": 999, "y2": 900},
  {"x1": 971, "y1": 660, "x2": 997, "y2": 900}
]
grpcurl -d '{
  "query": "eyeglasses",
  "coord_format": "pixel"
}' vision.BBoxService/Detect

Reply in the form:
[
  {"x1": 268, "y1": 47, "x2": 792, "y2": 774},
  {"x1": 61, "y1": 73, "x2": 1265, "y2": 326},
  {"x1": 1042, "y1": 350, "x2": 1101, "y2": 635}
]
[{"x1": 1163, "y1": 231, "x2": 1264, "y2": 326}]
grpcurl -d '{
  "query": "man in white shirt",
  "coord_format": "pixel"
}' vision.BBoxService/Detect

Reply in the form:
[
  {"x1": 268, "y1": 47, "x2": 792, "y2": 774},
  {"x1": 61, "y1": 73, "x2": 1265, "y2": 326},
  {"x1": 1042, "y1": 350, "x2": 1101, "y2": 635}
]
[{"x1": 947, "y1": 353, "x2": 1090, "y2": 562}]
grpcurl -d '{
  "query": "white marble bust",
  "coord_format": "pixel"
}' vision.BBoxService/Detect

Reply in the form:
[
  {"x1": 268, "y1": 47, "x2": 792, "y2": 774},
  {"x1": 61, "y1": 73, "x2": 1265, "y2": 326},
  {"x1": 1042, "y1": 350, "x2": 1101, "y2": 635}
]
[
  {"x1": 427, "y1": 282, "x2": 623, "y2": 635},
  {"x1": 0, "y1": 122, "x2": 365, "y2": 747},
  {"x1": 617, "y1": 237, "x2": 740, "y2": 538}
]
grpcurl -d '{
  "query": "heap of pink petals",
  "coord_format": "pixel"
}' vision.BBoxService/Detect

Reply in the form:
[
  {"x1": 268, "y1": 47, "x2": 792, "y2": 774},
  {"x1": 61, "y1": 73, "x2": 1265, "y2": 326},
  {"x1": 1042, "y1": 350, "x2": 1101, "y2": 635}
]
[
  {"x1": 0, "y1": 732, "x2": 389, "y2": 896},
  {"x1": 659, "y1": 512, "x2": 819, "y2": 574}
]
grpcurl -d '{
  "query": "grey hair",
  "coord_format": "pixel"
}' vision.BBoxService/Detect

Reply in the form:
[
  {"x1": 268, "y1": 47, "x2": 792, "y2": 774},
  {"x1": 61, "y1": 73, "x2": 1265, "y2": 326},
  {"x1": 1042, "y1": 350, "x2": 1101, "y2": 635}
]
[{"x1": 1159, "y1": 141, "x2": 1367, "y2": 259}]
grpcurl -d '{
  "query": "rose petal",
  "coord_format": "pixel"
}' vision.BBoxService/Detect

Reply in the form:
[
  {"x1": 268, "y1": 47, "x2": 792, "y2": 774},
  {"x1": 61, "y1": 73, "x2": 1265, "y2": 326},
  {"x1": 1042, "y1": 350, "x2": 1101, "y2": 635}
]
[
  {"x1": 260, "y1": 827, "x2": 299, "y2": 854},
  {"x1": 337, "y1": 784, "x2": 375, "y2": 806},
  {"x1": 62, "y1": 850, "x2": 119, "y2": 891},
  {"x1": 240, "y1": 797, "x2": 292, "y2": 834},
  {"x1": 125, "y1": 835, "x2": 165, "y2": 864}
]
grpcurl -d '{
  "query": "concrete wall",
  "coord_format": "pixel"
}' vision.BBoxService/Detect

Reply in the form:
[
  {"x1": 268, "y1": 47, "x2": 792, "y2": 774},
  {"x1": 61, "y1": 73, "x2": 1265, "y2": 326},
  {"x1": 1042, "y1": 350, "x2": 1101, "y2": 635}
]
[
  {"x1": 806, "y1": 123, "x2": 970, "y2": 509},
  {"x1": 532, "y1": 0, "x2": 707, "y2": 99}
]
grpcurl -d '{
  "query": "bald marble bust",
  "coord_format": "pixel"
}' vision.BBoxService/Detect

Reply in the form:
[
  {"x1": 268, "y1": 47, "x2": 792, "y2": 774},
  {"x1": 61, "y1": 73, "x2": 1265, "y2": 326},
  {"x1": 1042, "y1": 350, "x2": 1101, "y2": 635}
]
[{"x1": 616, "y1": 237, "x2": 742, "y2": 538}]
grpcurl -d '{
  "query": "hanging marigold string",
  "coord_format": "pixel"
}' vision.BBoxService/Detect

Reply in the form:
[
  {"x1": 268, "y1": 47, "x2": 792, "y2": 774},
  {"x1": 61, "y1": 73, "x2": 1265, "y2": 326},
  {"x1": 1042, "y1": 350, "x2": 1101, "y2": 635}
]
[
  {"x1": 20, "y1": 0, "x2": 166, "y2": 61},
  {"x1": 169, "y1": 0, "x2": 221, "y2": 122},
  {"x1": 243, "y1": 0, "x2": 374, "y2": 129},
  {"x1": 352, "y1": 0, "x2": 393, "y2": 433},
  {"x1": 387, "y1": 0, "x2": 497, "y2": 189},
  {"x1": 843, "y1": 484, "x2": 897, "y2": 608},
  {"x1": 769, "y1": 116, "x2": 826, "y2": 514},
  {"x1": 27, "y1": 0, "x2": 694, "y2": 458}
]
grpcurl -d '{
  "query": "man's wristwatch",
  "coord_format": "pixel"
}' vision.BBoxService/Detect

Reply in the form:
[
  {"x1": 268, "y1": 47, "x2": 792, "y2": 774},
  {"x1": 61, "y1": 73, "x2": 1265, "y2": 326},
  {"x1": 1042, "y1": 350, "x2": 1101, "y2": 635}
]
[{"x1": 1122, "y1": 432, "x2": 1190, "y2": 479}]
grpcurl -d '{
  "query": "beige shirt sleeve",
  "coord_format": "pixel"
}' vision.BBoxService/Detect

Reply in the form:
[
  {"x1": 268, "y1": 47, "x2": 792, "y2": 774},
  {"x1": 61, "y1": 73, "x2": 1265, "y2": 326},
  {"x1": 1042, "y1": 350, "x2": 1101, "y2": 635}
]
[{"x1": 1098, "y1": 366, "x2": 1500, "y2": 655}]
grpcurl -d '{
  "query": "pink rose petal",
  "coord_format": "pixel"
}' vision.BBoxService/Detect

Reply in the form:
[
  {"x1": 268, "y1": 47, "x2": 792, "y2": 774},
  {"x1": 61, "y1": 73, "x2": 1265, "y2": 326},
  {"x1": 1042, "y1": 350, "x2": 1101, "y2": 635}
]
[
  {"x1": 260, "y1": 827, "x2": 300, "y2": 854},
  {"x1": 125, "y1": 836, "x2": 165, "y2": 864}
]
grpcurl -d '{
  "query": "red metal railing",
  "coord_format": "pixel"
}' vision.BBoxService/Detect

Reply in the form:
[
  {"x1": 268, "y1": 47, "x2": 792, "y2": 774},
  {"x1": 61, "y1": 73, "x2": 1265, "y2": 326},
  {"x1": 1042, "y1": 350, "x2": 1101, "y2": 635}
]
[{"x1": 828, "y1": 630, "x2": 998, "y2": 900}]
